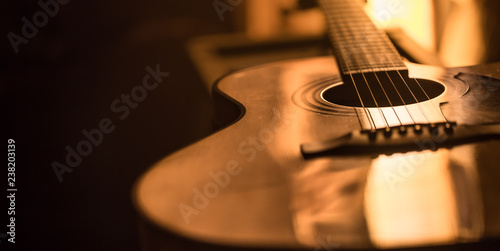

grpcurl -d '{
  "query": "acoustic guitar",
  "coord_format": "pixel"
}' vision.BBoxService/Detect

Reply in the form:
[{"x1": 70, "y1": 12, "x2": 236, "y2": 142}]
[{"x1": 133, "y1": 0, "x2": 500, "y2": 250}]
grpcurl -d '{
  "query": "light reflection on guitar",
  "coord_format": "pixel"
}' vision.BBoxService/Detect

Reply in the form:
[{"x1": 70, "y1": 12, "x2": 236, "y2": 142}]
[{"x1": 133, "y1": 0, "x2": 500, "y2": 250}]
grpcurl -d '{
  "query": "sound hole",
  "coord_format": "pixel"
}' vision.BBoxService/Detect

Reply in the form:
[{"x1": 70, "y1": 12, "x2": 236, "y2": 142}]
[{"x1": 322, "y1": 71, "x2": 445, "y2": 107}]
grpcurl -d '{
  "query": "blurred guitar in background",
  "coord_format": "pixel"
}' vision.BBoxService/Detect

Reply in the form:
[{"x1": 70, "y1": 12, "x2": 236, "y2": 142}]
[{"x1": 134, "y1": 0, "x2": 500, "y2": 250}]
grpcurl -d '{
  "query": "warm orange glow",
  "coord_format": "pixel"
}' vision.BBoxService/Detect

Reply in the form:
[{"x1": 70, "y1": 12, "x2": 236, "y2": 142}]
[
  {"x1": 364, "y1": 150, "x2": 459, "y2": 248},
  {"x1": 245, "y1": 0, "x2": 325, "y2": 39},
  {"x1": 246, "y1": 0, "x2": 282, "y2": 39},
  {"x1": 437, "y1": 0, "x2": 484, "y2": 66},
  {"x1": 365, "y1": 0, "x2": 435, "y2": 52}
]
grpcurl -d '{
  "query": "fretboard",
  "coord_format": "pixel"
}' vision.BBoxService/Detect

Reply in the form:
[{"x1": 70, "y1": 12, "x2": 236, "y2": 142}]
[{"x1": 318, "y1": 0, "x2": 407, "y2": 75}]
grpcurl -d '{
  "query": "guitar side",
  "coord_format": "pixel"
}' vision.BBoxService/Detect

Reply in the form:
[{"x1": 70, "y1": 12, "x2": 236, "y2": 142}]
[{"x1": 133, "y1": 56, "x2": 500, "y2": 250}]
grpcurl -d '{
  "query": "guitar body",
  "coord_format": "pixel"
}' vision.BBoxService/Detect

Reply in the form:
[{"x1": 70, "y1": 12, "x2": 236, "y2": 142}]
[{"x1": 134, "y1": 57, "x2": 500, "y2": 250}]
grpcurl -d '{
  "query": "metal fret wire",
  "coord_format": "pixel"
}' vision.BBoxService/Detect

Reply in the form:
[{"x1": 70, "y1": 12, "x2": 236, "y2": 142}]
[
  {"x1": 326, "y1": 4, "x2": 406, "y2": 75},
  {"x1": 333, "y1": 0, "x2": 403, "y2": 129},
  {"x1": 334, "y1": 7, "x2": 393, "y2": 129},
  {"x1": 357, "y1": 1, "x2": 432, "y2": 127},
  {"x1": 322, "y1": 0, "x2": 391, "y2": 130},
  {"x1": 321, "y1": 0, "x2": 449, "y2": 128},
  {"x1": 356, "y1": 2, "x2": 447, "y2": 125},
  {"x1": 319, "y1": 0, "x2": 377, "y2": 130},
  {"x1": 340, "y1": 0, "x2": 419, "y2": 127}
]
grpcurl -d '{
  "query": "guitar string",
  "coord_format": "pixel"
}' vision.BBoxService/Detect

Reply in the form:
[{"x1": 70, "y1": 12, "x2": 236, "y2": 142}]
[
  {"x1": 356, "y1": 45, "x2": 431, "y2": 127},
  {"x1": 347, "y1": 0, "x2": 433, "y2": 129},
  {"x1": 353, "y1": 0, "x2": 444, "y2": 122},
  {"x1": 372, "y1": 72, "x2": 404, "y2": 127},
  {"x1": 383, "y1": 71, "x2": 418, "y2": 127},
  {"x1": 321, "y1": 0, "x2": 376, "y2": 131},
  {"x1": 341, "y1": 0, "x2": 393, "y2": 130},
  {"x1": 334, "y1": 0, "x2": 435, "y2": 128},
  {"x1": 350, "y1": 3, "x2": 419, "y2": 129},
  {"x1": 326, "y1": 0, "x2": 390, "y2": 131},
  {"x1": 356, "y1": 26, "x2": 432, "y2": 127},
  {"x1": 394, "y1": 70, "x2": 432, "y2": 127},
  {"x1": 412, "y1": 78, "x2": 449, "y2": 123},
  {"x1": 321, "y1": 0, "x2": 377, "y2": 131},
  {"x1": 336, "y1": 0, "x2": 404, "y2": 131},
  {"x1": 354, "y1": 0, "x2": 433, "y2": 127}
]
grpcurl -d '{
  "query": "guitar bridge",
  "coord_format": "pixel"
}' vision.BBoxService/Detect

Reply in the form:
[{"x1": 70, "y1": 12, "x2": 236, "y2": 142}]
[
  {"x1": 361, "y1": 122, "x2": 455, "y2": 141},
  {"x1": 301, "y1": 122, "x2": 500, "y2": 158}
]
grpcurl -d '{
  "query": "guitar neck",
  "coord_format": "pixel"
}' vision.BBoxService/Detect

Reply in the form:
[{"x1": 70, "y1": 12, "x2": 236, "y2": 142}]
[{"x1": 318, "y1": 0, "x2": 407, "y2": 75}]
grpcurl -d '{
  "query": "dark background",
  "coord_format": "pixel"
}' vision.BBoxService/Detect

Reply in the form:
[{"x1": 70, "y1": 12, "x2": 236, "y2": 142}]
[
  {"x1": 3, "y1": 1, "x2": 500, "y2": 250},
  {"x1": 1, "y1": 0, "x2": 234, "y2": 250}
]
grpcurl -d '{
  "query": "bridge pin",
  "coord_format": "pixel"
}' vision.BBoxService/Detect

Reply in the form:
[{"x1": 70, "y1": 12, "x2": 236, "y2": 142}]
[
  {"x1": 444, "y1": 123, "x2": 454, "y2": 134},
  {"x1": 383, "y1": 127, "x2": 392, "y2": 137},
  {"x1": 368, "y1": 129, "x2": 377, "y2": 141},
  {"x1": 414, "y1": 124, "x2": 423, "y2": 134}
]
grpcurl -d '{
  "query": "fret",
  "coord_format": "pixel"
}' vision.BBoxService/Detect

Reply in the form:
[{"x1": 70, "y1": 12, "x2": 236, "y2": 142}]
[{"x1": 318, "y1": 0, "x2": 407, "y2": 75}]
